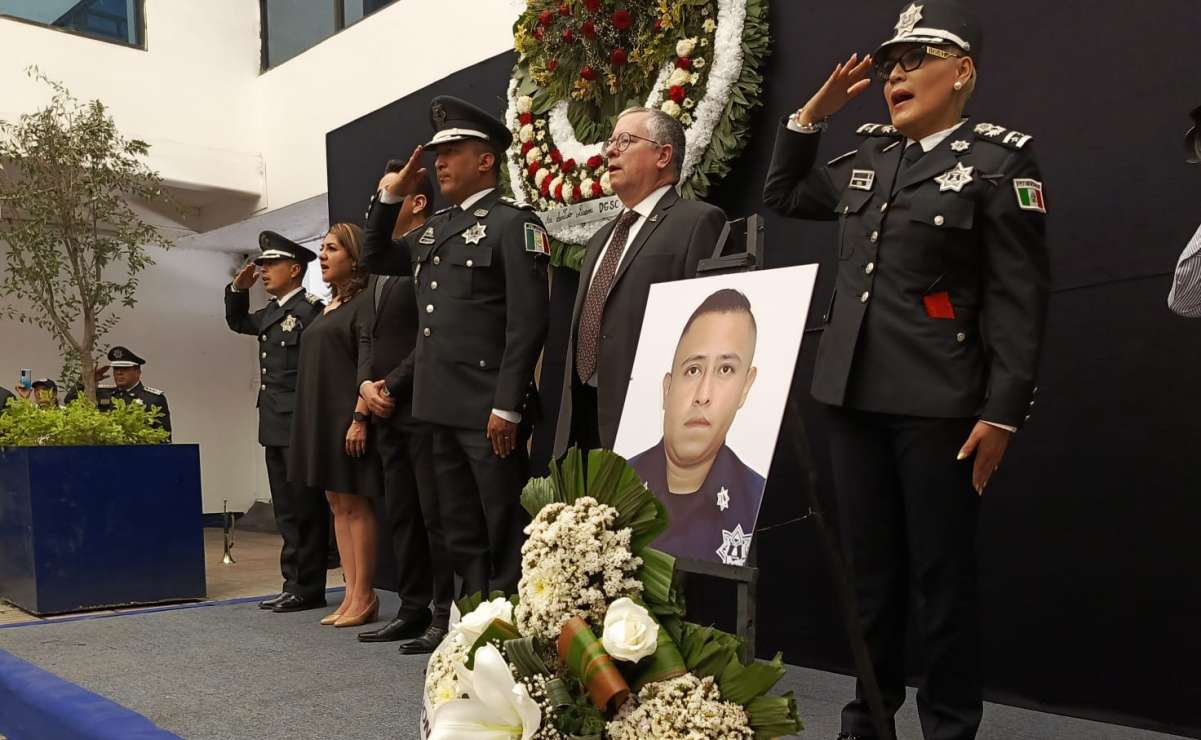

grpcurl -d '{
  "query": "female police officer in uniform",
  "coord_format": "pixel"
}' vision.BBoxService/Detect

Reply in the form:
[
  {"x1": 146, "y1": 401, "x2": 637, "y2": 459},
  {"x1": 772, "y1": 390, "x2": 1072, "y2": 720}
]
[{"x1": 763, "y1": 2, "x2": 1050, "y2": 739}]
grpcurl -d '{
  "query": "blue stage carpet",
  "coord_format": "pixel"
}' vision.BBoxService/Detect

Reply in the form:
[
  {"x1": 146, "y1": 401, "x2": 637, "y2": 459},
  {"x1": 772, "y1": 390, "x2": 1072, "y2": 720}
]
[{"x1": 0, "y1": 591, "x2": 1187, "y2": 740}]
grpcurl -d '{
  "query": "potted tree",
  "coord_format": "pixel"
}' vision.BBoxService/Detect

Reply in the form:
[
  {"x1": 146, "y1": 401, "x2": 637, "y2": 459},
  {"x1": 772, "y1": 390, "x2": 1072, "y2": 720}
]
[{"x1": 0, "y1": 71, "x2": 205, "y2": 615}]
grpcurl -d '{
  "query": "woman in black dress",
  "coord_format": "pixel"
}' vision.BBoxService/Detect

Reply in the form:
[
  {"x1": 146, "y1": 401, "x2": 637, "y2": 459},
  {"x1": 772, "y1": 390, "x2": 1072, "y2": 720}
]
[{"x1": 289, "y1": 223, "x2": 380, "y2": 628}]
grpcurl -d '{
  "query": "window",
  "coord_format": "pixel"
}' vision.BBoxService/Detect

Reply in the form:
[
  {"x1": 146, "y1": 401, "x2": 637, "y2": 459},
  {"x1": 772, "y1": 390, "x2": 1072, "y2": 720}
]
[
  {"x1": 0, "y1": 0, "x2": 142, "y2": 46},
  {"x1": 261, "y1": 0, "x2": 399, "y2": 70}
]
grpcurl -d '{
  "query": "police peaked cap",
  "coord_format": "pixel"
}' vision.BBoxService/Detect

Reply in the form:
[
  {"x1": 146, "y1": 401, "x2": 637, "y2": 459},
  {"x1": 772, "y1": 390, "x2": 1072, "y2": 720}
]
[
  {"x1": 876, "y1": 0, "x2": 983, "y2": 61},
  {"x1": 108, "y1": 346, "x2": 146, "y2": 368},
  {"x1": 423, "y1": 95, "x2": 513, "y2": 152},
  {"x1": 255, "y1": 231, "x2": 317, "y2": 264},
  {"x1": 1186, "y1": 105, "x2": 1201, "y2": 164}
]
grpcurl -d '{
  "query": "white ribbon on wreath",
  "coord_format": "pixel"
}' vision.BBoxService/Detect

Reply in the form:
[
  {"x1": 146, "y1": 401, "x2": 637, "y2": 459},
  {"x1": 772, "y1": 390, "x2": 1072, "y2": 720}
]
[{"x1": 505, "y1": 0, "x2": 747, "y2": 245}]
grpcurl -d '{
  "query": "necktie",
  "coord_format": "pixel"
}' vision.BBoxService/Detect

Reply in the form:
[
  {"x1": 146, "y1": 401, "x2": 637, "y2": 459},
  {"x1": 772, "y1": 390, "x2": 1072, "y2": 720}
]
[
  {"x1": 575, "y1": 209, "x2": 642, "y2": 384},
  {"x1": 899, "y1": 142, "x2": 925, "y2": 174},
  {"x1": 374, "y1": 275, "x2": 390, "y2": 310}
]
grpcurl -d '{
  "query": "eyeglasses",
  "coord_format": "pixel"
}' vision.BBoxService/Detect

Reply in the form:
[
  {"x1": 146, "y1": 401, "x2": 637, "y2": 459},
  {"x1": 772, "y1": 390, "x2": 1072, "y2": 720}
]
[
  {"x1": 874, "y1": 45, "x2": 963, "y2": 80},
  {"x1": 603, "y1": 131, "x2": 662, "y2": 153}
]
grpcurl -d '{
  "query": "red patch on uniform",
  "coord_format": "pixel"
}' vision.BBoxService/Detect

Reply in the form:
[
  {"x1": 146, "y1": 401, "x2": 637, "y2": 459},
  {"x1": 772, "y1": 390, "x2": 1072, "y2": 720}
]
[{"x1": 923, "y1": 291, "x2": 956, "y2": 319}]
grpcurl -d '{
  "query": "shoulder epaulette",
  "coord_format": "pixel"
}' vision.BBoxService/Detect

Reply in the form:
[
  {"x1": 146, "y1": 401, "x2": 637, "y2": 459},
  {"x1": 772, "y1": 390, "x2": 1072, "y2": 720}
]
[
  {"x1": 143, "y1": 386, "x2": 163, "y2": 396},
  {"x1": 856, "y1": 123, "x2": 902, "y2": 138},
  {"x1": 305, "y1": 292, "x2": 321, "y2": 304},
  {"x1": 972, "y1": 122, "x2": 1033, "y2": 149},
  {"x1": 433, "y1": 206, "x2": 454, "y2": 216},
  {"x1": 498, "y1": 196, "x2": 535, "y2": 211}
]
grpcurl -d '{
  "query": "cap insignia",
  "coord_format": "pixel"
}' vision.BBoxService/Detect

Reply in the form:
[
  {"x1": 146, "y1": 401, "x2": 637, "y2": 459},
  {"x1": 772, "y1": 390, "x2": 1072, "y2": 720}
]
[{"x1": 895, "y1": 3, "x2": 923, "y2": 37}]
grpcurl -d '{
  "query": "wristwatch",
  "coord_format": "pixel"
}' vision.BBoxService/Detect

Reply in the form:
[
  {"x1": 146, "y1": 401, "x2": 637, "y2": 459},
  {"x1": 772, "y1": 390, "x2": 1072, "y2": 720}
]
[
  {"x1": 352, "y1": 411, "x2": 370, "y2": 423},
  {"x1": 791, "y1": 109, "x2": 829, "y2": 133}
]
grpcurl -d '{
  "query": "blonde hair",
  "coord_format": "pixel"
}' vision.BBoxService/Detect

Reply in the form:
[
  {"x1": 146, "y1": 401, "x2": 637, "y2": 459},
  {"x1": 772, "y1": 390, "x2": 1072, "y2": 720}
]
[{"x1": 326, "y1": 223, "x2": 368, "y2": 303}]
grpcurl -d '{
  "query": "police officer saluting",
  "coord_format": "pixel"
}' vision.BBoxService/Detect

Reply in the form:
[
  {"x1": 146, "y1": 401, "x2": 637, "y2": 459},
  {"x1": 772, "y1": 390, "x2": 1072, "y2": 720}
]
[
  {"x1": 362, "y1": 96, "x2": 550, "y2": 599},
  {"x1": 764, "y1": 2, "x2": 1049, "y2": 739},
  {"x1": 225, "y1": 232, "x2": 331, "y2": 613},
  {"x1": 99, "y1": 346, "x2": 172, "y2": 440}
]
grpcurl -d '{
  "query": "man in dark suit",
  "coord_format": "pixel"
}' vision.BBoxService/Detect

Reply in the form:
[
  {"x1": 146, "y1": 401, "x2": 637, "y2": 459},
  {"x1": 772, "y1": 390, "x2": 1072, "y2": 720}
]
[
  {"x1": 97, "y1": 346, "x2": 172, "y2": 441},
  {"x1": 627, "y1": 288, "x2": 764, "y2": 566},
  {"x1": 361, "y1": 96, "x2": 550, "y2": 599},
  {"x1": 225, "y1": 233, "x2": 331, "y2": 613},
  {"x1": 356, "y1": 169, "x2": 455, "y2": 654},
  {"x1": 551, "y1": 107, "x2": 728, "y2": 456}
]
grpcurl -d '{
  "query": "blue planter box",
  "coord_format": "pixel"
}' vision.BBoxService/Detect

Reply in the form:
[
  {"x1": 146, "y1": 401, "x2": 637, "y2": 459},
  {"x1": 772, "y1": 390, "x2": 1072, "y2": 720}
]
[{"x1": 0, "y1": 445, "x2": 206, "y2": 615}]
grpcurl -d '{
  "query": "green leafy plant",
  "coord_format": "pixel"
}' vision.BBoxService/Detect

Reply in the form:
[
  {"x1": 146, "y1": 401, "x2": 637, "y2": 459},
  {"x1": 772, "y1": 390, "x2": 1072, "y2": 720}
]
[
  {"x1": 0, "y1": 68, "x2": 173, "y2": 399},
  {"x1": 0, "y1": 397, "x2": 170, "y2": 447}
]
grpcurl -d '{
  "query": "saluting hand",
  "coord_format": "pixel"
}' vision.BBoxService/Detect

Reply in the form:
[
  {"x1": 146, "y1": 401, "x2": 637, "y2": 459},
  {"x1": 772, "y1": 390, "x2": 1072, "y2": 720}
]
[
  {"x1": 796, "y1": 52, "x2": 874, "y2": 126},
  {"x1": 486, "y1": 413, "x2": 518, "y2": 459},
  {"x1": 957, "y1": 421, "x2": 1011, "y2": 495},
  {"x1": 380, "y1": 146, "x2": 427, "y2": 199},
  {"x1": 232, "y1": 261, "x2": 258, "y2": 291}
]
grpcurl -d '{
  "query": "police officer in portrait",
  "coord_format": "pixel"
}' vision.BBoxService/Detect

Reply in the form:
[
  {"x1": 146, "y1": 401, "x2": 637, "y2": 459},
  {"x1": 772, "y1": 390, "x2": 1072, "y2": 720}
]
[
  {"x1": 363, "y1": 96, "x2": 551, "y2": 599},
  {"x1": 225, "y1": 232, "x2": 331, "y2": 613},
  {"x1": 98, "y1": 346, "x2": 172, "y2": 440},
  {"x1": 763, "y1": 2, "x2": 1049, "y2": 739}
]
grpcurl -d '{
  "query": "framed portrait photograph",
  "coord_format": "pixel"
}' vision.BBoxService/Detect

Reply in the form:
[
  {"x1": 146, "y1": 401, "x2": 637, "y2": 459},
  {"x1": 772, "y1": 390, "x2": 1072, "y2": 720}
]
[{"x1": 613, "y1": 264, "x2": 819, "y2": 566}]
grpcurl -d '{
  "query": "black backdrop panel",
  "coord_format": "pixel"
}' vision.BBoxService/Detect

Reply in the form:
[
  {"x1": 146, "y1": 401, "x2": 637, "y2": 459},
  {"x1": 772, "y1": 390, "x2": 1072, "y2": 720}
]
[{"x1": 327, "y1": 3, "x2": 1201, "y2": 736}]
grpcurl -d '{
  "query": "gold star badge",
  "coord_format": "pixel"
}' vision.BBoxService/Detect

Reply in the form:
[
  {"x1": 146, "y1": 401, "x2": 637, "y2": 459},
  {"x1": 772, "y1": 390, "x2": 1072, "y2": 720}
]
[{"x1": 462, "y1": 223, "x2": 487, "y2": 245}]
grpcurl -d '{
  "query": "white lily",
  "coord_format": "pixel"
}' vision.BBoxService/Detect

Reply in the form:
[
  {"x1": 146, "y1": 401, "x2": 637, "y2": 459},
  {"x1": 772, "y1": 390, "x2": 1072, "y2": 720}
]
[{"x1": 429, "y1": 644, "x2": 541, "y2": 740}]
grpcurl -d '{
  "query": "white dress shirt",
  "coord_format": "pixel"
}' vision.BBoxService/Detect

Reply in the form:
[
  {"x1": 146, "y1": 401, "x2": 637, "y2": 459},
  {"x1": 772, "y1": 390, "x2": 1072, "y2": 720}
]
[{"x1": 1168, "y1": 224, "x2": 1201, "y2": 317}]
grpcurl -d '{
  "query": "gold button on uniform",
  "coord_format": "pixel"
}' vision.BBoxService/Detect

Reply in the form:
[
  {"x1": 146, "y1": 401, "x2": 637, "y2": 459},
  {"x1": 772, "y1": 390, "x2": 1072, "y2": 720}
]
[
  {"x1": 261, "y1": 384, "x2": 266, "y2": 390},
  {"x1": 479, "y1": 360, "x2": 486, "y2": 368},
  {"x1": 880, "y1": 203, "x2": 889, "y2": 212},
  {"x1": 261, "y1": 368, "x2": 266, "y2": 374},
  {"x1": 260, "y1": 335, "x2": 266, "y2": 342},
  {"x1": 956, "y1": 332, "x2": 966, "y2": 343},
  {"x1": 870, "y1": 230, "x2": 879, "y2": 242},
  {"x1": 261, "y1": 352, "x2": 266, "y2": 359},
  {"x1": 934, "y1": 215, "x2": 945, "y2": 226},
  {"x1": 865, "y1": 262, "x2": 875, "y2": 274},
  {"x1": 466, "y1": 259, "x2": 474, "y2": 268},
  {"x1": 423, "y1": 327, "x2": 431, "y2": 337},
  {"x1": 860, "y1": 291, "x2": 870, "y2": 303},
  {"x1": 426, "y1": 304, "x2": 434, "y2": 314},
  {"x1": 433, "y1": 256, "x2": 441, "y2": 265},
  {"x1": 431, "y1": 281, "x2": 438, "y2": 290},
  {"x1": 280, "y1": 341, "x2": 286, "y2": 347}
]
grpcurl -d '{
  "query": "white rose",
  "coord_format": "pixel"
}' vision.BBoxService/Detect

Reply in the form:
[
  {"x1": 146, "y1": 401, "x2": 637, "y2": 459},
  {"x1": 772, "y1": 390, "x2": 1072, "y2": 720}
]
[
  {"x1": 660, "y1": 100, "x2": 682, "y2": 118},
  {"x1": 525, "y1": 146, "x2": 543, "y2": 165},
  {"x1": 680, "y1": 113, "x2": 693, "y2": 126},
  {"x1": 693, "y1": 57, "x2": 706, "y2": 69},
  {"x1": 668, "y1": 68, "x2": 691, "y2": 87},
  {"x1": 600, "y1": 171, "x2": 613, "y2": 196},
  {"x1": 683, "y1": 98, "x2": 695, "y2": 109},
  {"x1": 518, "y1": 124, "x2": 534, "y2": 143},
  {"x1": 534, "y1": 168, "x2": 551, "y2": 187},
  {"x1": 517, "y1": 95, "x2": 533, "y2": 114},
  {"x1": 454, "y1": 597, "x2": 514, "y2": 644},
  {"x1": 602, "y1": 598, "x2": 658, "y2": 663},
  {"x1": 536, "y1": 130, "x2": 546, "y2": 141},
  {"x1": 675, "y1": 37, "x2": 697, "y2": 58},
  {"x1": 690, "y1": 72, "x2": 700, "y2": 85},
  {"x1": 580, "y1": 177, "x2": 595, "y2": 197},
  {"x1": 563, "y1": 183, "x2": 575, "y2": 204},
  {"x1": 702, "y1": 18, "x2": 716, "y2": 33}
]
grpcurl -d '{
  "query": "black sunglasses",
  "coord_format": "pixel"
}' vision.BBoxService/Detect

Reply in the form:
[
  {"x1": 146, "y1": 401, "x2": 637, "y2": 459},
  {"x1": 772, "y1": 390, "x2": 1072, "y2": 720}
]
[{"x1": 874, "y1": 45, "x2": 963, "y2": 81}]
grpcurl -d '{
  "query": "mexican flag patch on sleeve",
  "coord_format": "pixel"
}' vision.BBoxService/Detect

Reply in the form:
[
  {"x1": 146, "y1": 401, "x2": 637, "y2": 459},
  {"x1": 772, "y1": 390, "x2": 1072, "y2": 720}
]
[
  {"x1": 1013, "y1": 178, "x2": 1047, "y2": 213},
  {"x1": 524, "y1": 222, "x2": 551, "y2": 255}
]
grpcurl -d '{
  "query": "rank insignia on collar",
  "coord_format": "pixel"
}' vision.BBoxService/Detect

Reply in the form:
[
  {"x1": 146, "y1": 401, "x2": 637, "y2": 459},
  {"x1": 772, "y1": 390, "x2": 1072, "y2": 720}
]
[
  {"x1": 462, "y1": 222, "x2": 487, "y2": 245},
  {"x1": 934, "y1": 162, "x2": 975, "y2": 192},
  {"x1": 305, "y1": 292, "x2": 320, "y2": 304},
  {"x1": 418, "y1": 227, "x2": 436, "y2": 245},
  {"x1": 281, "y1": 315, "x2": 298, "y2": 332},
  {"x1": 716, "y1": 524, "x2": 753, "y2": 566},
  {"x1": 895, "y1": 3, "x2": 923, "y2": 37},
  {"x1": 523, "y1": 222, "x2": 551, "y2": 255},
  {"x1": 716, "y1": 486, "x2": 730, "y2": 512},
  {"x1": 473, "y1": 208, "x2": 489, "y2": 218},
  {"x1": 849, "y1": 169, "x2": 876, "y2": 191},
  {"x1": 950, "y1": 140, "x2": 971, "y2": 152}
]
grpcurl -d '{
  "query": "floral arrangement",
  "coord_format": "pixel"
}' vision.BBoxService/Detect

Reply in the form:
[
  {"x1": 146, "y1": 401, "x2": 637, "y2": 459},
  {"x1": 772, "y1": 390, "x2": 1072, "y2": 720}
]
[
  {"x1": 504, "y1": 0, "x2": 770, "y2": 269},
  {"x1": 421, "y1": 448, "x2": 802, "y2": 739}
]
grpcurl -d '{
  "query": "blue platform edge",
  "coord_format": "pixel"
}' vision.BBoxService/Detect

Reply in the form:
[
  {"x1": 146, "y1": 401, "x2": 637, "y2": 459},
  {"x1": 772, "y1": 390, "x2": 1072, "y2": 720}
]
[{"x1": 0, "y1": 648, "x2": 181, "y2": 740}]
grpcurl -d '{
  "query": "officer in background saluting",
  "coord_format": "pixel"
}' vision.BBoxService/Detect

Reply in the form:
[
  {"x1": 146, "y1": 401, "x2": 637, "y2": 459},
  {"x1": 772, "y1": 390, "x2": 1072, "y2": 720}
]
[
  {"x1": 362, "y1": 96, "x2": 550, "y2": 599},
  {"x1": 763, "y1": 2, "x2": 1049, "y2": 739},
  {"x1": 98, "y1": 346, "x2": 172, "y2": 440},
  {"x1": 225, "y1": 232, "x2": 331, "y2": 613}
]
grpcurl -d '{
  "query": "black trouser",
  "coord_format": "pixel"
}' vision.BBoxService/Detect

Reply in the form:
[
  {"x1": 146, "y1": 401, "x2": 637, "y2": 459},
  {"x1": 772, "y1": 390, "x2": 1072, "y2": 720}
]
[
  {"x1": 264, "y1": 445, "x2": 329, "y2": 601},
  {"x1": 428, "y1": 424, "x2": 530, "y2": 598},
  {"x1": 569, "y1": 377, "x2": 601, "y2": 452},
  {"x1": 825, "y1": 407, "x2": 982, "y2": 740},
  {"x1": 376, "y1": 420, "x2": 454, "y2": 628}
]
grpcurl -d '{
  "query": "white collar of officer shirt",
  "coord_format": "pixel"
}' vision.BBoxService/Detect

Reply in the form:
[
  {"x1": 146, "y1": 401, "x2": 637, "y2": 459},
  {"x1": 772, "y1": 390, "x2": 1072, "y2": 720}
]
[
  {"x1": 459, "y1": 187, "x2": 496, "y2": 212},
  {"x1": 274, "y1": 286, "x2": 305, "y2": 306},
  {"x1": 910, "y1": 119, "x2": 967, "y2": 153}
]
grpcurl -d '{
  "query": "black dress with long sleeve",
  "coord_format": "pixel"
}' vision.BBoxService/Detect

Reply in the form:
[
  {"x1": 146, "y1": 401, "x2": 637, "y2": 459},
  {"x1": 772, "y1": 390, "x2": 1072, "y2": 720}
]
[{"x1": 288, "y1": 289, "x2": 380, "y2": 496}]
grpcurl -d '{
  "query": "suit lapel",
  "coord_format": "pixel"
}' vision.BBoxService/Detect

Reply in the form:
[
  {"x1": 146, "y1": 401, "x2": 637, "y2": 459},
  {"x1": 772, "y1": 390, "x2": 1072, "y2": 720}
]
[
  {"x1": 610, "y1": 188, "x2": 677, "y2": 290},
  {"x1": 893, "y1": 123, "x2": 968, "y2": 193},
  {"x1": 372, "y1": 275, "x2": 394, "y2": 330},
  {"x1": 431, "y1": 190, "x2": 501, "y2": 257},
  {"x1": 875, "y1": 139, "x2": 905, "y2": 197}
]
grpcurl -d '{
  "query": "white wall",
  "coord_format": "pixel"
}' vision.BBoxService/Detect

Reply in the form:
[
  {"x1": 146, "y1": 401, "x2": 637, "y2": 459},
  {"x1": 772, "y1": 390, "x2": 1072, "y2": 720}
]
[{"x1": 0, "y1": 0, "x2": 522, "y2": 512}]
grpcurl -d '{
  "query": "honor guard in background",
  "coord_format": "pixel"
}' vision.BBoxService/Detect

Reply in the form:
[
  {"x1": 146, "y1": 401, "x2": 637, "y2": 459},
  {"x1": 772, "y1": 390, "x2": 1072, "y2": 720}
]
[
  {"x1": 764, "y1": 2, "x2": 1049, "y2": 738},
  {"x1": 99, "y1": 346, "x2": 172, "y2": 440},
  {"x1": 225, "y1": 232, "x2": 332, "y2": 613},
  {"x1": 362, "y1": 95, "x2": 550, "y2": 598}
]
